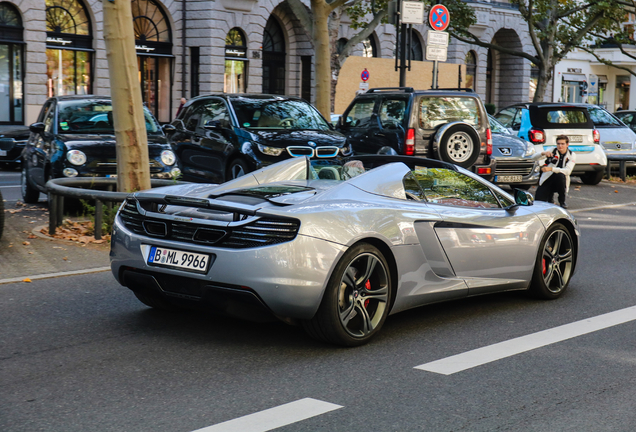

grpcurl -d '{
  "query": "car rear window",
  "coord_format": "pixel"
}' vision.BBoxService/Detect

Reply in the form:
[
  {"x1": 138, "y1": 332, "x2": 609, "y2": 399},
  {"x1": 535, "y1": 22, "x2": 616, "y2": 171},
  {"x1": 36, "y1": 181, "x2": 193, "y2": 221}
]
[
  {"x1": 588, "y1": 107, "x2": 623, "y2": 127},
  {"x1": 529, "y1": 106, "x2": 593, "y2": 129},
  {"x1": 419, "y1": 97, "x2": 481, "y2": 129}
]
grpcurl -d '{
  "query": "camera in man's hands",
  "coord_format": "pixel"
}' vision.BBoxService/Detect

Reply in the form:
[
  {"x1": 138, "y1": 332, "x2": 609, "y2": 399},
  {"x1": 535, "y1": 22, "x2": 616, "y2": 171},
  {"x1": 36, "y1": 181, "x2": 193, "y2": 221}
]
[{"x1": 544, "y1": 155, "x2": 558, "y2": 165}]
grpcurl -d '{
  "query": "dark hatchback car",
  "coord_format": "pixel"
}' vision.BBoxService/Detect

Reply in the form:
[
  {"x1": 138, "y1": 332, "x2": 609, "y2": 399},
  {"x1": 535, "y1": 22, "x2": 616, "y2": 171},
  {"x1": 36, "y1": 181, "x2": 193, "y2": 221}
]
[
  {"x1": 21, "y1": 95, "x2": 181, "y2": 203},
  {"x1": 335, "y1": 87, "x2": 496, "y2": 180},
  {"x1": 166, "y1": 94, "x2": 350, "y2": 183},
  {"x1": 0, "y1": 126, "x2": 30, "y2": 168}
]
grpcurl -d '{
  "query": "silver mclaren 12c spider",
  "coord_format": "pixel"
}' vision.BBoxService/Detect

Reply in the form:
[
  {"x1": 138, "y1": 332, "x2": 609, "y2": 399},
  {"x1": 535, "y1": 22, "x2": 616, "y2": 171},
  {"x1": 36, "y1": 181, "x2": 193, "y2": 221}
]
[{"x1": 110, "y1": 155, "x2": 579, "y2": 346}]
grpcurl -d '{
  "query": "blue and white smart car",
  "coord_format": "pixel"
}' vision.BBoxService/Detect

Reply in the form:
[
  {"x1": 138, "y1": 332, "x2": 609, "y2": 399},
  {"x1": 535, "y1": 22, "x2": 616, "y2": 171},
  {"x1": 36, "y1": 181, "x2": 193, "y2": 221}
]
[{"x1": 495, "y1": 103, "x2": 607, "y2": 185}]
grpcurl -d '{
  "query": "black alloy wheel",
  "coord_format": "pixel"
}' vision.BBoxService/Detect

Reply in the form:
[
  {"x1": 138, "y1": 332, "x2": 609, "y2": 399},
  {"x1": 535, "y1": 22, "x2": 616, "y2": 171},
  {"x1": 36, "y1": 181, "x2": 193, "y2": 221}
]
[
  {"x1": 303, "y1": 243, "x2": 392, "y2": 346},
  {"x1": 226, "y1": 158, "x2": 250, "y2": 181},
  {"x1": 529, "y1": 223, "x2": 575, "y2": 299},
  {"x1": 21, "y1": 165, "x2": 40, "y2": 204}
]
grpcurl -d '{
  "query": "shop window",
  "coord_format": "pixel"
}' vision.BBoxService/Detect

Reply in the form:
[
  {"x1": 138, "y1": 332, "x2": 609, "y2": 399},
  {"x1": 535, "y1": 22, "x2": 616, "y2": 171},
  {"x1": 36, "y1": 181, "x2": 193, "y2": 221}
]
[
  {"x1": 132, "y1": 0, "x2": 173, "y2": 123},
  {"x1": 45, "y1": 0, "x2": 92, "y2": 98},
  {"x1": 224, "y1": 28, "x2": 248, "y2": 93},
  {"x1": 0, "y1": 2, "x2": 24, "y2": 124},
  {"x1": 262, "y1": 16, "x2": 285, "y2": 95},
  {"x1": 465, "y1": 51, "x2": 477, "y2": 90},
  {"x1": 362, "y1": 35, "x2": 378, "y2": 58}
]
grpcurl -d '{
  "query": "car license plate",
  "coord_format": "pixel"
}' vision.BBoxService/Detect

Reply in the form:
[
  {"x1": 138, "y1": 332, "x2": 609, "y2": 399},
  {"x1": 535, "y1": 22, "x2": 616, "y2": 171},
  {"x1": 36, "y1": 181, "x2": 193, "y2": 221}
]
[
  {"x1": 495, "y1": 175, "x2": 522, "y2": 183},
  {"x1": 147, "y1": 246, "x2": 210, "y2": 272},
  {"x1": 568, "y1": 135, "x2": 583, "y2": 142},
  {"x1": 0, "y1": 150, "x2": 6, "y2": 156}
]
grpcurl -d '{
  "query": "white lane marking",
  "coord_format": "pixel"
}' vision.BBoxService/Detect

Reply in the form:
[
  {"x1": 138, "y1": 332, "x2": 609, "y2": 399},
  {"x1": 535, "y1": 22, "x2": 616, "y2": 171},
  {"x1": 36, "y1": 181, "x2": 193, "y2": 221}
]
[
  {"x1": 570, "y1": 201, "x2": 636, "y2": 213},
  {"x1": 415, "y1": 305, "x2": 636, "y2": 375},
  {"x1": 0, "y1": 267, "x2": 111, "y2": 285},
  {"x1": 190, "y1": 398, "x2": 343, "y2": 432}
]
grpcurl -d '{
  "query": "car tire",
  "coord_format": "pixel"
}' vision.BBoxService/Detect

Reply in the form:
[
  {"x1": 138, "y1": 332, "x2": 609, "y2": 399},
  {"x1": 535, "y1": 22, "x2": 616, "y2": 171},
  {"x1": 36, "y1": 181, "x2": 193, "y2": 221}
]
[
  {"x1": 226, "y1": 158, "x2": 250, "y2": 181},
  {"x1": 438, "y1": 124, "x2": 480, "y2": 168},
  {"x1": 580, "y1": 170, "x2": 604, "y2": 185},
  {"x1": 302, "y1": 243, "x2": 392, "y2": 347},
  {"x1": 21, "y1": 165, "x2": 40, "y2": 204},
  {"x1": 528, "y1": 223, "x2": 575, "y2": 299},
  {"x1": 133, "y1": 289, "x2": 179, "y2": 311}
]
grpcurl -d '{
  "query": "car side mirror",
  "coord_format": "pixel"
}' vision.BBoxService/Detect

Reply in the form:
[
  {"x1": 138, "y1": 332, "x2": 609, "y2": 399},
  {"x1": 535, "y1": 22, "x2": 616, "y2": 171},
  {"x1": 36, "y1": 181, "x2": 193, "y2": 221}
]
[
  {"x1": 162, "y1": 124, "x2": 176, "y2": 133},
  {"x1": 204, "y1": 119, "x2": 230, "y2": 130},
  {"x1": 513, "y1": 189, "x2": 534, "y2": 206},
  {"x1": 171, "y1": 119, "x2": 185, "y2": 131},
  {"x1": 29, "y1": 122, "x2": 45, "y2": 134}
]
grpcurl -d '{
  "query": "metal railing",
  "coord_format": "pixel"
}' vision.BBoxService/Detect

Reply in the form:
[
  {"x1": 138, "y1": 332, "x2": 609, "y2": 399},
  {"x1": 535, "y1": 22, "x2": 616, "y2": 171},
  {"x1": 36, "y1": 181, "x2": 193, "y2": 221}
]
[{"x1": 46, "y1": 178, "x2": 187, "y2": 240}]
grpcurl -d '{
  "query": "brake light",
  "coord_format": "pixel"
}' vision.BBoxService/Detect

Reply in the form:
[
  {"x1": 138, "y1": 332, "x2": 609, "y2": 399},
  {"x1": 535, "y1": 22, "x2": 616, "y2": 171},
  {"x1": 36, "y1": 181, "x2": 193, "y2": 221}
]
[
  {"x1": 477, "y1": 167, "x2": 492, "y2": 174},
  {"x1": 486, "y1": 128, "x2": 493, "y2": 155},
  {"x1": 528, "y1": 129, "x2": 545, "y2": 144},
  {"x1": 593, "y1": 129, "x2": 600, "y2": 144},
  {"x1": 405, "y1": 128, "x2": 415, "y2": 155}
]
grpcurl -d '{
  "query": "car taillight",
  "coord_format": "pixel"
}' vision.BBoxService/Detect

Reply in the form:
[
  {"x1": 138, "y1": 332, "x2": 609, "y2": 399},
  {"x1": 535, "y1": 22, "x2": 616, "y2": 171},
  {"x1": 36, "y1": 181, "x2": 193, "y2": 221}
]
[
  {"x1": 405, "y1": 128, "x2": 415, "y2": 155},
  {"x1": 486, "y1": 128, "x2": 493, "y2": 155},
  {"x1": 593, "y1": 129, "x2": 600, "y2": 144},
  {"x1": 529, "y1": 129, "x2": 545, "y2": 144}
]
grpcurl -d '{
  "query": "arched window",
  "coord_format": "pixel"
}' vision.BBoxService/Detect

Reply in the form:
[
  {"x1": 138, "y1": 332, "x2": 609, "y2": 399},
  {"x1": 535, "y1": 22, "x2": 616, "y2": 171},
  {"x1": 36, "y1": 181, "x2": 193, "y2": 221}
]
[
  {"x1": 45, "y1": 0, "x2": 92, "y2": 97},
  {"x1": 0, "y1": 2, "x2": 23, "y2": 124},
  {"x1": 362, "y1": 35, "x2": 378, "y2": 58},
  {"x1": 131, "y1": 0, "x2": 173, "y2": 122},
  {"x1": 225, "y1": 28, "x2": 248, "y2": 93},
  {"x1": 336, "y1": 38, "x2": 348, "y2": 55},
  {"x1": 465, "y1": 51, "x2": 477, "y2": 90},
  {"x1": 262, "y1": 17, "x2": 286, "y2": 95},
  {"x1": 411, "y1": 33, "x2": 423, "y2": 61}
]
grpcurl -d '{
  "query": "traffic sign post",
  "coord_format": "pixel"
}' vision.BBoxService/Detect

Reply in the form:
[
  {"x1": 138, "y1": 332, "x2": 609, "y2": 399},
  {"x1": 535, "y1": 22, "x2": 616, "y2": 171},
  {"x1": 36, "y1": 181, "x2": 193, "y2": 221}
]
[{"x1": 427, "y1": 6, "x2": 450, "y2": 89}]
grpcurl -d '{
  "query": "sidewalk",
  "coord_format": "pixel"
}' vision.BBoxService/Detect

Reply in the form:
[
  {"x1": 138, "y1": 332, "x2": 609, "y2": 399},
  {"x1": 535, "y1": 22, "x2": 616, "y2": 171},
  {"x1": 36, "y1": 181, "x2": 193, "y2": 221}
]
[{"x1": 0, "y1": 201, "x2": 110, "y2": 283}]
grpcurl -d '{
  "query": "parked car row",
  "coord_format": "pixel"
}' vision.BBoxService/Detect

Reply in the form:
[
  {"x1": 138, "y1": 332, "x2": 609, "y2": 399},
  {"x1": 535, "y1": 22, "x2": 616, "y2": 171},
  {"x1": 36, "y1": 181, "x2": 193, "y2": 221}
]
[{"x1": 14, "y1": 90, "x2": 632, "y2": 207}]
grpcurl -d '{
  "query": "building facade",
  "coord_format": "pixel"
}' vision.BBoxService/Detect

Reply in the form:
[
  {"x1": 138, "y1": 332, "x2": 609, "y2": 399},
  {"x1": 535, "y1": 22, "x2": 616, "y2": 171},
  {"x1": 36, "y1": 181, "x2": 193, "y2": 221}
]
[{"x1": 1, "y1": 0, "x2": 536, "y2": 127}]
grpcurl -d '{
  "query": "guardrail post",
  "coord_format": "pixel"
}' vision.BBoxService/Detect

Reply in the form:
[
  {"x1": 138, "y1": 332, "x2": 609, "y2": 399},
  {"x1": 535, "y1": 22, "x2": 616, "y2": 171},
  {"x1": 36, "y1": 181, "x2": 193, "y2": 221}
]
[
  {"x1": 49, "y1": 192, "x2": 57, "y2": 235},
  {"x1": 619, "y1": 161, "x2": 627, "y2": 182},
  {"x1": 57, "y1": 195, "x2": 64, "y2": 227},
  {"x1": 94, "y1": 199, "x2": 103, "y2": 240},
  {"x1": 605, "y1": 163, "x2": 611, "y2": 180}
]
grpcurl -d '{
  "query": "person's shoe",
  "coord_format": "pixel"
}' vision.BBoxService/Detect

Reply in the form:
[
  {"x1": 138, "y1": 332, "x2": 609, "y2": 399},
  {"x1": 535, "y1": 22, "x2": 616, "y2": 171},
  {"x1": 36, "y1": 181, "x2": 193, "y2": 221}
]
[{"x1": 560, "y1": 202, "x2": 568, "y2": 209}]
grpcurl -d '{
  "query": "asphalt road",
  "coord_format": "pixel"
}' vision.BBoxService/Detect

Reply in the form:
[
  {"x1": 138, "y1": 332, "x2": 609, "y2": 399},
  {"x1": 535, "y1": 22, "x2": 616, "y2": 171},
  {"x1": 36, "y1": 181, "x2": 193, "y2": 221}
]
[{"x1": 2, "y1": 170, "x2": 636, "y2": 431}]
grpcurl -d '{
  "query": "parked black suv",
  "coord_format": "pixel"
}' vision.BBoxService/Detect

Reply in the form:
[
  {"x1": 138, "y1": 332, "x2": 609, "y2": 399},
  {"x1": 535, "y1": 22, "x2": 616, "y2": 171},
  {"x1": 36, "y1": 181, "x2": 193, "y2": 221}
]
[
  {"x1": 336, "y1": 87, "x2": 495, "y2": 180},
  {"x1": 166, "y1": 94, "x2": 350, "y2": 184}
]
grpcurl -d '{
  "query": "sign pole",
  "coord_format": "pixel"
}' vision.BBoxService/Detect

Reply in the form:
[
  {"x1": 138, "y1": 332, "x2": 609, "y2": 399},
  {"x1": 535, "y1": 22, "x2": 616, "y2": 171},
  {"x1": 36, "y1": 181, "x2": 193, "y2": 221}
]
[{"x1": 432, "y1": 60, "x2": 438, "y2": 89}]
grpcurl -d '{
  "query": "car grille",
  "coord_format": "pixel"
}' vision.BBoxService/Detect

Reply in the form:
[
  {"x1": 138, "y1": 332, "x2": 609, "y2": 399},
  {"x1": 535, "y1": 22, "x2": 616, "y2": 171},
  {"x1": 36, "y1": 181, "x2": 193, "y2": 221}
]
[
  {"x1": 494, "y1": 160, "x2": 534, "y2": 176},
  {"x1": 90, "y1": 160, "x2": 164, "y2": 174},
  {"x1": 602, "y1": 142, "x2": 633, "y2": 151},
  {"x1": 119, "y1": 200, "x2": 300, "y2": 248},
  {"x1": 286, "y1": 146, "x2": 339, "y2": 158}
]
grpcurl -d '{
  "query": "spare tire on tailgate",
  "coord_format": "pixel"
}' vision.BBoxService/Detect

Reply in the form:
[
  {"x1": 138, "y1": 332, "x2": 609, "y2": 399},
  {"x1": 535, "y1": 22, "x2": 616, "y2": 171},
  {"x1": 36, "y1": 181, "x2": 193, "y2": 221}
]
[{"x1": 437, "y1": 123, "x2": 480, "y2": 168}]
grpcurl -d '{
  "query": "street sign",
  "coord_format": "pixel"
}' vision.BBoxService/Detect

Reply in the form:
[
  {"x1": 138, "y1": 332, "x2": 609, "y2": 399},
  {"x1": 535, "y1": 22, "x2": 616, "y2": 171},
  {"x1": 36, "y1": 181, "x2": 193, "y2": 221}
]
[
  {"x1": 359, "y1": 82, "x2": 369, "y2": 91},
  {"x1": 402, "y1": 1, "x2": 425, "y2": 24},
  {"x1": 588, "y1": 73, "x2": 598, "y2": 96},
  {"x1": 429, "y1": 5, "x2": 450, "y2": 31},
  {"x1": 361, "y1": 69, "x2": 369, "y2": 82},
  {"x1": 426, "y1": 45, "x2": 447, "y2": 62},
  {"x1": 427, "y1": 30, "x2": 449, "y2": 47}
]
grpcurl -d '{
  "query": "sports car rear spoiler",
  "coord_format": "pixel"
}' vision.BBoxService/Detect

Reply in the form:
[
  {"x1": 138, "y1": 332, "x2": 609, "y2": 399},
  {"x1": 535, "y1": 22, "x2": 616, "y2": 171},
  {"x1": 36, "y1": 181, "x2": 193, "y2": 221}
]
[{"x1": 134, "y1": 193, "x2": 260, "y2": 218}]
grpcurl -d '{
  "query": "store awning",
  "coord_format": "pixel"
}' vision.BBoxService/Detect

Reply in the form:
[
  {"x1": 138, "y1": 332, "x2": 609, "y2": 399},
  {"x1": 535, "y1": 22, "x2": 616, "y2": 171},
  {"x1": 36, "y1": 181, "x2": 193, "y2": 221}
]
[
  {"x1": 597, "y1": 75, "x2": 608, "y2": 83},
  {"x1": 562, "y1": 73, "x2": 587, "y2": 82}
]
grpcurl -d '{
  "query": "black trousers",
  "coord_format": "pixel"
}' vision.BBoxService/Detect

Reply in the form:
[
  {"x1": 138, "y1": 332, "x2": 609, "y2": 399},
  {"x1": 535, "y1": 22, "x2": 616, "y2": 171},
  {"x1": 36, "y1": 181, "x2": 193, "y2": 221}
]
[{"x1": 535, "y1": 172, "x2": 567, "y2": 205}]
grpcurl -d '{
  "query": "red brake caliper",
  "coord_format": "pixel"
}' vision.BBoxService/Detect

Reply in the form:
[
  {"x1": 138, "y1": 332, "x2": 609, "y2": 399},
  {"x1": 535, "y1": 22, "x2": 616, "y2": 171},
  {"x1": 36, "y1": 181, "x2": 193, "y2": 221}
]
[
  {"x1": 364, "y1": 280, "x2": 371, "y2": 308},
  {"x1": 542, "y1": 258, "x2": 547, "y2": 275}
]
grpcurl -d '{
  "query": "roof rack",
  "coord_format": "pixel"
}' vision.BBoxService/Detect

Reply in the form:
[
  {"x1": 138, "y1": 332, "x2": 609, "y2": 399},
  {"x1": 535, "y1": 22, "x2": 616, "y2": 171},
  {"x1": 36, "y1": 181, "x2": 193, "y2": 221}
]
[
  {"x1": 433, "y1": 88, "x2": 475, "y2": 93},
  {"x1": 366, "y1": 87, "x2": 415, "y2": 93}
]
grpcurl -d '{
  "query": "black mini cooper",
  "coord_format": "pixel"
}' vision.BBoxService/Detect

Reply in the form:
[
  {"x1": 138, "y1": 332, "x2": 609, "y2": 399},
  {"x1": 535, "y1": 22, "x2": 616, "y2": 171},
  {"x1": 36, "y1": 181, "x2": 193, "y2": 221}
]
[
  {"x1": 21, "y1": 95, "x2": 181, "y2": 203},
  {"x1": 165, "y1": 94, "x2": 350, "y2": 183}
]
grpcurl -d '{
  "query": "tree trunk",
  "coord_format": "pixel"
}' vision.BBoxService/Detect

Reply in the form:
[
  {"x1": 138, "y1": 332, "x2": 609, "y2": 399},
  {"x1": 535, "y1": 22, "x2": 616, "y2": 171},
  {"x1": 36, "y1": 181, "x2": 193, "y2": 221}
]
[
  {"x1": 329, "y1": 7, "x2": 344, "y2": 114},
  {"x1": 102, "y1": 0, "x2": 151, "y2": 193},
  {"x1": 311, "y1": 0, "x2": 332, "y2": 118},
  {"x1": 533, "y1": 65, "x2": 552, "y2": 103}
]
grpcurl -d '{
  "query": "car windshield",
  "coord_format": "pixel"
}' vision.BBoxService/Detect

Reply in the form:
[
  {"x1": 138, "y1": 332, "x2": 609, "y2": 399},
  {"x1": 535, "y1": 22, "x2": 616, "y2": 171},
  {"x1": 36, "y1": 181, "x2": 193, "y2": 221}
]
[
  {"x1": 419, "y1": 97, "x2": 481, "y2": 129},
  {"x1": 56, "y1": 100, "x2": 162, "y2": 135},
  {"x1": 588, "y1": 107, "x2": 623, "y2": 127},
  {"x1": 488, "y1": 115, "x2": 509, "y2": 134},
  {"x1": 230, "y1": 98, "x2": 330, "y2": 130}
]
